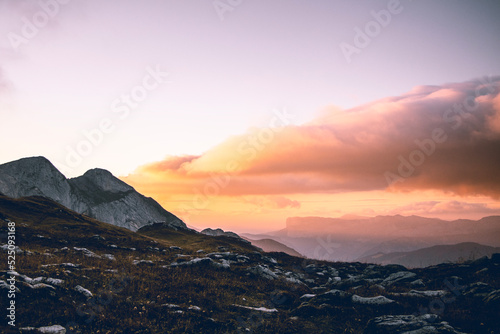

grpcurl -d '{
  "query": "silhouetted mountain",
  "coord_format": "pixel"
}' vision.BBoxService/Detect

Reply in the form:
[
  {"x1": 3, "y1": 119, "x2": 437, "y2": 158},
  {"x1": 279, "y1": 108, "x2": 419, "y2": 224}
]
[
  {"x1": 254, "y1": 215, "x2": 500, "y2": 262},
  {"x1": 201, "y1": 228, "x2": 250, "y2": 243},
  {"x1": 0, "y1": 157, "x2": 184, "y2": 231},
  {"x1": 243, "y1": 237, "x2": 303, "y2": 257},
  {"x1": 0, "y1": 157, "x2": 72, "y2": 206},
  {"x1": 357, "y1": 242, "x2": 500, "y2": 268}
]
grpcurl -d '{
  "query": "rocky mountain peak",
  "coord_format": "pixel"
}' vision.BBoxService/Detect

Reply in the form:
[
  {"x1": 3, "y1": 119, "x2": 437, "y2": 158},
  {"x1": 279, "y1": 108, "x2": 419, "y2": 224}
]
[
  {"x1": 73, "y1": 168, "x2": 133, "y2": 194},
  {"x1": 0, "y1": 156, "x2": 185, "y2": 231},
  {"x1": 201, "y1": 228, "x2": 249, "y2": 243},
  {"x1": 0, "y1": 156, "x2": 65, "y2": 181},
  {"x1": 0, "y1": 156, "x2": 71, "y2": 206}
]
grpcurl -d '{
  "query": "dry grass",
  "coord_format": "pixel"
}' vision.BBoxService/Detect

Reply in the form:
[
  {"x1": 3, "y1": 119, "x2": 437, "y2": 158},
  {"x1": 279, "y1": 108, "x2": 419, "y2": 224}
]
[{"x1": 0, "y1": 196, "x2": 499, "y2": 333}]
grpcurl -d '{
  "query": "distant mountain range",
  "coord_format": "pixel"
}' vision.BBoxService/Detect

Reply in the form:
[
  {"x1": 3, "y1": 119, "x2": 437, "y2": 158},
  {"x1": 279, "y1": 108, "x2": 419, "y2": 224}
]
[
  {"x1": 248, "y1": 215, "x2": 500, "y2": 263},
  {"x1": 0, "y1": 156, "x2": 299, "y2": 255},
  {"x1": 1, "y1": 156, "x2": 499, "y2": 266},
  {"x1": 201, "y1": 228, "x2": 245, "y2": 240},
  {"x1": 1, "y1": 194, "x2": 499, "y2": 333},
  {"x1": 357, "y1": 242, "x2": 500, "y2": 268},
  {"x1": 242, "y1": 237, "x2": 303, "y2": 257},
  {"x1": 0, "y1": 157, "x2": 499, "y2": 332},
  {"x1": 0, "y1": 156, "x2": 185, "y2": 231}
]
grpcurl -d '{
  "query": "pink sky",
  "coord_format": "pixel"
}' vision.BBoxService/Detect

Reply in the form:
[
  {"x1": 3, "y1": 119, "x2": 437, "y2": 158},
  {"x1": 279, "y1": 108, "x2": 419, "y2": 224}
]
[
  {"x1": 123, "y1": 78, "x2": 500, "y2": 232},
  {"x1": 1, "y1": 1, "x2": 500, "y2": 232}
]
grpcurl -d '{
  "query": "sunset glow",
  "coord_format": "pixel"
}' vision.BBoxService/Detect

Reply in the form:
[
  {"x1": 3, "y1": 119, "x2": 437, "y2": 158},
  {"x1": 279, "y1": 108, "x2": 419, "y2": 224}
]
[
  {"x1": 1, "y1": 0, "x2": 500, "y2": 233},
  {"x1": 123, "y1": 78, "x2": 500, "y2": 232}
]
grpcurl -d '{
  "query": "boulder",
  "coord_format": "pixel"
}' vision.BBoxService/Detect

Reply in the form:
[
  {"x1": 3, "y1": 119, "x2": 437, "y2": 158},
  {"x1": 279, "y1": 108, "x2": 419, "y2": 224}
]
[
  {"x1": 381, "y1": 271, "x2": 416, "y2": 286},
  {"x1": 365, "y1": 314, "x2": 466, "y2": 334}
]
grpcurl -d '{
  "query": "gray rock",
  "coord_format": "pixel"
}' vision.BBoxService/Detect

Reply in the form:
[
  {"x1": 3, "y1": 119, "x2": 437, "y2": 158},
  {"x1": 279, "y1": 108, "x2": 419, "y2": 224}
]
[
  {"x1": 299, "y1": 294, "x2": 316, "y2": 300},
  {"x1": 408, "y1": 290, "x2": 448, "y2": 298},
  {"x1": 310, "y1": 289, "x2": 352, "y2": 305},
  {"x1": 483, "y1": 289, "x2": 500, "y2": 306},
  {"x1": 73, "y1": 247, "x2": 101, "y2": 258},
  {"x1": 463, "y1": 282, "x2": 493, "y2": 299},
  {"x1": 381, "y1": 271, "x2": 417, "y2": 286},
  {"x1": 201, "y1": 228, "x2": 249, "y2": 243},
  {"x1": 102, "y1": 254, "x2": 116, "y2": 261},
  {"x1": 247, "y1": 265, "x2": 278, "y2": 280},
  {"x1": 365, "y1": 314, "x2": 466, "y2": 334},
  {"x1": 410, "y1": 279, "x2": 425, "y2": 287},
  {"x1": 132, "y1": 260, "x2": 154, "y2": 266},
  {"x1": 37, "y1": 325, "x2": 67, "y2": 333},
  {"x1": 74, "y1": 285, "x2": 93, "y2": 299},
  {"x1": 352, "y1": 294, "x2": 395, "y2": 305},
  {"x1": 171, "y1": 257, "x2": 225, "y2": 269}
]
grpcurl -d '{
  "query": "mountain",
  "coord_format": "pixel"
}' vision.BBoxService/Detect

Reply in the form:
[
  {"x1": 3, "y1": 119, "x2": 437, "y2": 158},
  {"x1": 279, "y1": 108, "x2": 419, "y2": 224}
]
[
  {"x1": 1, "y1": 194, "x2": 499, "y2": 333},
  {"x1": 0, "y1": 156, "x2": 184, "y2": 231},
  {"x1": 0, "y1": 156, "x2": 72, "y2": 206},
  {"x1": 243, "y1": 237, "x2": 303, "y2": 257},
  {"x1": 200, "y1": 228, "x2": 250, "y2": 243},
  {"x1": 357, "y1": 242, "x2": 500, "y2": 268},
  {"x1": 253, "y1": 215, "x2": 500, "y2": 262},
  {"x1": 141, "y1": 224, "x2": 258, "y2": 253}
]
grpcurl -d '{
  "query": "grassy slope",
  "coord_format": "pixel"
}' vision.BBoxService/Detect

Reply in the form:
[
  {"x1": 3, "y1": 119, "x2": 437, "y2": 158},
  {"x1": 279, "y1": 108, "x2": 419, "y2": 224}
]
[
  {"x1": 0, "y1": 196, "x2": 313, "y2": 333},
  {"x1": 0, "y1": 195, "x2": 499, "y2": 333}
]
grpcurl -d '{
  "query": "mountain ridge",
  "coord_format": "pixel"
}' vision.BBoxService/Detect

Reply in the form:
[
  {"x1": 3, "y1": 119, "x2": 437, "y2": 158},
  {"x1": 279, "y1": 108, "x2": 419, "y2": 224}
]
[
  {"x1": 1, "y1": 194, "x2": 499, "y2": 333},
  {"x1": 357, "y1": 242, "x2": 500, "y2": 268},
  {"x1": 257, "y1": 215, "x2": 500, "y2": 262},
  {"x1": 0, "y1": 156, "x2": 185, "y2": 231}
]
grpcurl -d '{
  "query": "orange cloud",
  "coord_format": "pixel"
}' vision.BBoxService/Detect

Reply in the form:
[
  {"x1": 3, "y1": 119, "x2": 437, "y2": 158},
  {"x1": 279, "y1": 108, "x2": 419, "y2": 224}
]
[
  {"x1": 243, "y1": 196, "x2": 301, "y2": 210},
  {"x1": 123, "y1": 76, "x2": 500, "y2": 201},
  {"x1": 389, "y1": 200, "x2": 499, "y2": 216}
]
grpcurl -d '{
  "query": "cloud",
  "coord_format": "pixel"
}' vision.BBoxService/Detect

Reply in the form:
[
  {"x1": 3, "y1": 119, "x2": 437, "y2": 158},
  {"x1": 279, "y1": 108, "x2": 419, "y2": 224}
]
[
  {"x1": 389, "y1": 200, "x2": 499, "y2": 217},
  {"x1": 0, "y1": 0, "x2": 82, "y2": 53},
  {"x1": 124, "y1": 76, "x2": 500, "y2": 199},
  {"x1": 244, "y1": 196, "x2": 301, "y2": 210}
]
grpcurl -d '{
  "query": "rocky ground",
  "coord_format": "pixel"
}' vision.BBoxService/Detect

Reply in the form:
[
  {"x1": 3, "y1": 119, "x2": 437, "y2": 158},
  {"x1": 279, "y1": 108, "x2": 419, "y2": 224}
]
[{"x1": 1, "y1": 196, "x2": 499, "y2": 333}]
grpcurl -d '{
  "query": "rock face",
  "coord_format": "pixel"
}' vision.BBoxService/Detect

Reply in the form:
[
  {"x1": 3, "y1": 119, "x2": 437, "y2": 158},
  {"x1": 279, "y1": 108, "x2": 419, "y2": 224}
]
[
  {"x1": 0, "y1": 157, "x2": 185, "y2": 231},
  {"x1": 365, "y1": 314, "x2": 465, "y2": 334},
  {"x1": 201, "y1": 228, "x2": 250, "y2": 243},
  {"x1": 0, "y1": 156, "x2": 72, "y2": 207}
]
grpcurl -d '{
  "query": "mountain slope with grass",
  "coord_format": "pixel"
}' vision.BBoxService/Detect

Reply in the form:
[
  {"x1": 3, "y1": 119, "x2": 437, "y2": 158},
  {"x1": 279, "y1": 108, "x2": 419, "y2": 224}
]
[
  {"x1": 243, "y1": 237, "x2": 304, "y2": 257},
  {"x1": 1, "y1": 194, "x2": 499, "y2": 333}
]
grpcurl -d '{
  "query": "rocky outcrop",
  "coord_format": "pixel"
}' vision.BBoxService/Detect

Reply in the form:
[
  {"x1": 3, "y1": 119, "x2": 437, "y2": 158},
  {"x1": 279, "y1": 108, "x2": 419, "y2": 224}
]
[
  {"x1": 0, "y1": 157, "x2": 72, "y2": 207},
  {"x1": 201, "y1": 228, "x2": 249, "y2": 243},
  {"x1": 0, "y1": 157, "x2": 184, "y2": 231},
  {"x1": 365, "y1": 314, "x2": 466, "y2": 333}
]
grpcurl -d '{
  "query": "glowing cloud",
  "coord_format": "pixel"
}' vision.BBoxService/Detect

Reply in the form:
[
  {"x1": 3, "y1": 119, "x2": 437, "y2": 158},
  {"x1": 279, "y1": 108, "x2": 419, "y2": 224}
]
[{"x1": 124, "y1": 77, "x2": 500, "y2": 201}]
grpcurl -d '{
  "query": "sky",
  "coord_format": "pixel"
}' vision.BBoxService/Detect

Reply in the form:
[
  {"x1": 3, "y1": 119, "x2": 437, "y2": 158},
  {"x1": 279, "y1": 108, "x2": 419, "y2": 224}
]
[{"x1": 1, "y1": 0, "x2": 500, "y2": 233}]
